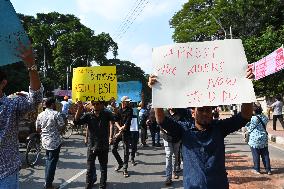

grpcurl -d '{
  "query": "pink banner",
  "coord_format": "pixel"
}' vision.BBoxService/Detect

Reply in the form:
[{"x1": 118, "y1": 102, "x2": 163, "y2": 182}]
[{"x1": 254, "y1": 47, "x2": 284, "y2": 80}]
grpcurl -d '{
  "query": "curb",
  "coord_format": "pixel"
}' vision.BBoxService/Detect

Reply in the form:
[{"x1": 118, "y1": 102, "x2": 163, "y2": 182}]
[{"x1": 237, "y1": 131, "x2": 284, "y2": 145}]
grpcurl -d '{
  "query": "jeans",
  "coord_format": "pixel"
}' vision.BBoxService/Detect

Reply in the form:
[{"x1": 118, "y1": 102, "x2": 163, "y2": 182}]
[
  {"x1": 250, "y1": 146, "x2": 271, "y2": 172},
  {"x1": 112, "y1": 134, "x2": 130, "y2": 171},
  {"x1": 130, "y1": 131, "x2": 139, "y2": 160},
  {"x1": 272, "y1": 114, "x2": 284, "y2": 130},
  {"x1": 45, "y1": 145, "x2": 61, "y2": 188},
  {"x1": 86, "y1": 148, "x2": 108, "y2": 189},
  {"x1": 0, "y1": 171, "x2": 19, "y2": 189},
  {"x1": 163, "y1": 139, "x2": 181, "y2": 179}
]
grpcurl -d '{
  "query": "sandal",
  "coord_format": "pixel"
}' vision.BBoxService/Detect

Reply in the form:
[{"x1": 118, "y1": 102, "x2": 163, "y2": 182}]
[
  {"x1": 123, "y1": 170, "x2": 129, "y2": 177},
  {"x1": 115, "y1": 164, "x2": 123, "y2": 172}
]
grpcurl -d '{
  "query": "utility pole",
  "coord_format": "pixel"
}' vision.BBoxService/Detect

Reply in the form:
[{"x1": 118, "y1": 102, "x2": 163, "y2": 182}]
[{"x1": 210, "y1": 14, "x2": 226, "y2": 39}]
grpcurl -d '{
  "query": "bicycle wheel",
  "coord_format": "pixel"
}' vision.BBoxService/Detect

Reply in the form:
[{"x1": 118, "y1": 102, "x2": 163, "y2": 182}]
[
  {"x1": 25, "y1": 138, "x2": 41, "y2": 167},
  {"x1": 62, "y1": 123, "x2": 73, "y2": 139}
]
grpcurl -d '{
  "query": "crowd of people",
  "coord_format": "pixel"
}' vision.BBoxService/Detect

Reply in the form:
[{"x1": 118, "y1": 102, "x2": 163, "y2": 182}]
[{"x1": 0, "y1": 44, "x2": 283, "y2": 189}]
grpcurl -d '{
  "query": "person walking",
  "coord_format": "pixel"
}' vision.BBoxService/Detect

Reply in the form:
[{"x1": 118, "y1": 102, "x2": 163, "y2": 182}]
[
  {"x1": 0, "y1": 44, "x2": 43, "y2": 189},
  {"x1": 245, "y1": 105, "x2": 272, "y2": 175},
  {"x1": 74, "y1": 100, "x2": 114, "y2": 189},
  {"x1": 112, "y1": 96, "x2": 133, "y2": 178},
  {"x1": 36, "y1": 98, "x2": 65, "y2": 189},
  {"x1": 269, "y1": 95, "x2": 284, "y2": 130},
  {"x1": 147, "y1": 108, "x2": 161, "y2": 147},
  {"x1": 161, "y1": 108, "x2": 184, "y2": 186}
]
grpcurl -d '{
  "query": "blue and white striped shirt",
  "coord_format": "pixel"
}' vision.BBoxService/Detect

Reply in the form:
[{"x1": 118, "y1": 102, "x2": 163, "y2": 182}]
[{"x1": 0, "y1": 87, "x2": 43, "y2": 180}]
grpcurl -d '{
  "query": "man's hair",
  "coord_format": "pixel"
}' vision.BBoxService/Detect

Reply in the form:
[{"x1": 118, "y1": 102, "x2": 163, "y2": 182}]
[
  {"x1": 276, "y1": 95, "x2": 282, "y2": 101},
  {"x1": 253, "y1": 105, "x2": 263, "y2": 115},
  {"x1": 0, "y1": 70, "x2": 7, "y2": 82},
  {"x1": 45, "y1": 97, "x2": 56, "y2": 107}
]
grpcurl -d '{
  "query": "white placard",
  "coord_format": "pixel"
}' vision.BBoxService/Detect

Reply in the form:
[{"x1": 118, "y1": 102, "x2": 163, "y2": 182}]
[{"x1": 152, "y1": 39, "x2": 256, "y2": 108}]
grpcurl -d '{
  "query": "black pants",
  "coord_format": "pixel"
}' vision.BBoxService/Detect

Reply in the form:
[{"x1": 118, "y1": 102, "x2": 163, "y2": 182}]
[
  {"x1": 86, "y1": 148, "x2": 108, "y2": 189},
  {"x1": 112, "y1": 135, "x2": 130, "y2": 171},
  {"x1": 130, "y1": 131, "x2": 139, "y2": 160},
  {"x1": 140, "y1": 125, "x2": 147, "y2": 145},
  {"x1": 273, "y1": 114, "x2": 284, "y2": 130}
]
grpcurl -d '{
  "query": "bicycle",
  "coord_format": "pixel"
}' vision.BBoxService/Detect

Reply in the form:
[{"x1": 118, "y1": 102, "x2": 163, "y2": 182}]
[{"x1": 25, "y1": 132, "x2": 42, "y2": 167}]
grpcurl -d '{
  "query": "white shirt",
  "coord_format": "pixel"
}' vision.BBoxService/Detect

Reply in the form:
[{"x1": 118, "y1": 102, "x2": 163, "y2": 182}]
[
  {"x1": 130, "y1": 118, "x2": 138, "y2": 131},
  {"x1": 271, "y1": 100, "x2": 283, "y2": 115},
  {"x1": 36, "y1": 108, "x2": 65, "y2": 150}
]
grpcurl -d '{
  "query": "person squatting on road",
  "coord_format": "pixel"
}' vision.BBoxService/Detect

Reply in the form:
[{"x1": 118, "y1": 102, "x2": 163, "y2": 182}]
[
  {"x1": 74, "y1": 100, "x2": 114, "y2": 189},
  {"x1": 36, "y1": 97, "x2": 65, "y2": 189},
  {"x1": 148, "y1": 68, "x2": 254, "y2": 189},
  {"x1": 0, "y1": 44, "x2": 43, "y2": 189}
]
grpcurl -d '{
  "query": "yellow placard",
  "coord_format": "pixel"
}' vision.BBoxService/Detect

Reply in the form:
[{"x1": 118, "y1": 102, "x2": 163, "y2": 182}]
[{"x1": 72, "y1": 66, "x2": 117, "y2": 102}]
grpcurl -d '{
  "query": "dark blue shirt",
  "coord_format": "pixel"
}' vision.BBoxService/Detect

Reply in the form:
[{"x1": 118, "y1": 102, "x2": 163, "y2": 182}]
[{"x1": 160, "y1": 113, "x2": 249, "y2": 189}]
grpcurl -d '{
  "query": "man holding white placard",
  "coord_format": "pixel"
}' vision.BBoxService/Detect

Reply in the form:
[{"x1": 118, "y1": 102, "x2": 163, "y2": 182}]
[{"x1": 148, "y1": 39, "x2": 256, "y2": 189}]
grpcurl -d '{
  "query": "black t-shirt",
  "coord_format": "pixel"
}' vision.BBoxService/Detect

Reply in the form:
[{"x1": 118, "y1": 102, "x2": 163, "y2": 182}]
[
  {"x1": 74, "y1": 110, "x2": 114, "y2": 151},
  {"x1": 114, "y1": 107, "x2": 133, "y2": 135}
]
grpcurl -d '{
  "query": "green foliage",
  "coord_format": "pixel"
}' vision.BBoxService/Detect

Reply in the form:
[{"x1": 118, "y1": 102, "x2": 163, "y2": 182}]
[
  {"x1": 13, "y1": 12, "x2": 118, "y2": 92},
  {"x1": 170, "y1": 0, "x2": 284, "y2": 97},
  {"x1": 108, "y1": 59, "x2": 151, "y2": 103}
]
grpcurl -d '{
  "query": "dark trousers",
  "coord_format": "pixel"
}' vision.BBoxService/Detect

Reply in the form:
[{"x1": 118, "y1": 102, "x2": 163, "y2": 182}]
[
  {"x1": 149, "y1": 126, "x2": 160, "y2": 145},
  {"x1": 250, "y1": 147, "x2": 271, "y2": 172},
  {"x1": 140, "y1": 125, "x2": 147, "y2": 145},
  {"x1": 45, "y1": 145, "x2": 61, "y2": 188},
  {"x1": 112, "y1": 135, "x2": 130, "y2": 170},
  {"x1": 86, "y1": 148, "x2": 108, "y2": 189},
  {"x1": 273, "y1": 114, "x2": 284, "y2": 130},
  {"x1": 130, "y1": 131, "x2": 139, "y2": 160}
]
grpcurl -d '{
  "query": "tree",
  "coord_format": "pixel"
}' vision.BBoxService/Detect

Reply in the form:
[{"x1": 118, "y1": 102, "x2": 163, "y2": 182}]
[
  {"x1": 169, "y1": 0, "x2": 284, "y2": 96},
  {"x1": 108, "y1": 59, "x2": 151, "y2": 103},
  {"x1": 13, "y1": 12, "x2": 118, "y2": 92}
]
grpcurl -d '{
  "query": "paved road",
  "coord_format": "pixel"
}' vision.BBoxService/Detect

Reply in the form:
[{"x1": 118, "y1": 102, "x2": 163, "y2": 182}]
[{"x1": 19, "y1": 132, "x2": 284, "y2": 189}]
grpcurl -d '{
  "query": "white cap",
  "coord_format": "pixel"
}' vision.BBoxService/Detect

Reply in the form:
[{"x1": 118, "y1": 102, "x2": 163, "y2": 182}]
[{"x1": 121, "y1": 96, "x2": 132, "y2": 102}]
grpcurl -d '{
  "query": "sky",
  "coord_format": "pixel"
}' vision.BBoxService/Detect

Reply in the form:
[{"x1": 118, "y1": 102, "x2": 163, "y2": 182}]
[{"x1": 11, "y1": 0, "x2": 187, "y2": 74}]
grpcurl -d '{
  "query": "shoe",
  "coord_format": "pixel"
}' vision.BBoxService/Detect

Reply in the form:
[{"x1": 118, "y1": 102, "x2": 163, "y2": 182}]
[
  {"x1": 155, "y1": 143, "x2": 162, "y2": 147},
  {"x1": 123, "y1": 170, "x2": 129, "y2": 177},
  {"x1": 152, "y1": 142, "x2": 155, "y2": 147},
  {"x1": 131, "y1": 160, "x2": 137, "y2": 166},
  {"x1": 115, "y1": 164, "x2": 123, "y2": 171},
  {"x1": 175, "y1": 166, "x2": 182, "y2": 173},
  {"x1": 251, "y1": 169, "x2": 261, "y2": 174},
  {"x1": 267, "y1": 171, "x2": 272, "y2": 175},
  {"x1": 173, "y1": 173, "x2": 179, "y2": 179},
  {"x1": 165, "y1": 178, "x2": 172, "y2": 186}
]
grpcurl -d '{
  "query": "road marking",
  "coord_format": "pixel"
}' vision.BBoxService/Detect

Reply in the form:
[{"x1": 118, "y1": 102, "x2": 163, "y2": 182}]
[{"x1": 59, "y1": 169, "x2": 87, "y2": 189}]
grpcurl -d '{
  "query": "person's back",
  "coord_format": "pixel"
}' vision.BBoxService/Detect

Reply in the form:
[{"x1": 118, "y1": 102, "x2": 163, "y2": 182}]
[
  {"x1": 272, "y1": 100, "x2": 283, "y2": 115},
  {"x1": 37, "y1": 107, "x2": 64, "y2": 150}
]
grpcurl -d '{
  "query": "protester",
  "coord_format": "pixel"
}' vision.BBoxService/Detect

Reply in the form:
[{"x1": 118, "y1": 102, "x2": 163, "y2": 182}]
[
  {"x1": 148, "y1": 68, "x2": 254, "y2": 189},
  {"x1": 161, "y1": 108, "x2": 184, "y2": 186},
  {"x1": 130, "y1": 103, "x2": 139, "y2": 166},
  {"x1": 0, "y1": 44, "x2": 43, "y2": 189},
  {"x1": 112, "y1": 96, "x2": 133, "y2": 178},
  {"x1": 146, "y1": 108, "x2": 161, "y2": 147},
  {"x1": 245, "y1": 105, "x2": 271, "y2": 175},
  {"x1": 138, "y1": 102, "x2": 149, "y2": 147},
  {"x1": 61, "y1": 95, "x2": 71, "y2": 121},
  {"x1": 269, "y1": 95, "x2": 284, "y2": 130},
  {"x1": 36, "y1": 98, "x2": 65, "y2": 189},
  {"x1": 74, "y1": 100, "x2": 113, "y2": 189}
]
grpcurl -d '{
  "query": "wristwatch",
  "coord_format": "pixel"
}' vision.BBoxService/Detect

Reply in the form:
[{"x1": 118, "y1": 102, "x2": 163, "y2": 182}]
[{"x1": 27, "y1": 64, "x2": 37, "y2": 71}]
